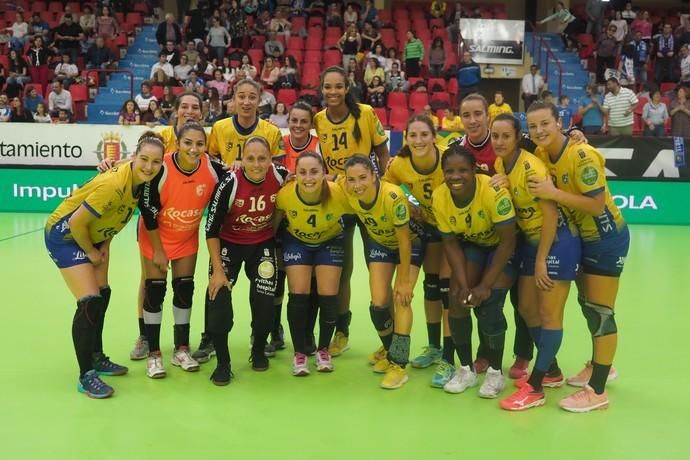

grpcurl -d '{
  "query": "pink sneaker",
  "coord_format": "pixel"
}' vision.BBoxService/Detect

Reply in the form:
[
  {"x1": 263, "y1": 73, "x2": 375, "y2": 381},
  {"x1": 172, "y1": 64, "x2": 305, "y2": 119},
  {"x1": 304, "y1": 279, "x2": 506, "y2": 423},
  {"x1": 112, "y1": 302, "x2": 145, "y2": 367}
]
[
  {"x1": 514, "y1": 373, "x2": 564, "y2": 389},
  {"x1": 292, "y1": 352, "x2": 310, "y2": 377},
  {"x1": 499, "y1": 383, "x2": 545, "y2": 411},
  {"x1": 473, "y1": 357, "x2": 489, "y2": 374},
  {"x1": 559, "y1": 385, "x2": 609, "y2": 413},
  {"x1": 567, "y1": 361, "x2": 618, "y2": 388},
  {"x1": 508, "y1": 357, "x2": 530, "y2": 379},
  {"x1": 315, "y1": 349, "x2": 334, "y2": 373}
]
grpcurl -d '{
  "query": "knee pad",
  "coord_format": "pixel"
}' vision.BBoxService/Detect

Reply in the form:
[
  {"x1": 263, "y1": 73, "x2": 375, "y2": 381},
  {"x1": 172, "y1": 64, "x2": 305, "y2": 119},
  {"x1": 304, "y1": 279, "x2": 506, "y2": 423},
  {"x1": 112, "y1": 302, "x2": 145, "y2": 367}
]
[
  {"x1": 74, "y1": 295, "x2": 105, "y2": 330},
  {"x1": 143, "y1": 279, "x2": 167, "y2": 313},
  {"x1": 369, "y1": 304, "x2": 393, "y2": 332},
  {"x1": 579, "y1": 297, "x2": 617, "y2": 337},
  {"x1": 172, "y1": 277, "x2": 194, "y2": 309},
  {"x1": 274, "y1": 270, "x2": 286, "y2": 299},
  {"x1": 318, "y1": 295, "x2": 338, "y2": 324},
  {"x1": 99, "y1": 286, "x2": 112, "y2": 310},
  {"x1": 439, "y1": 278, "x2": 450, "y2": 309},
  {"x1": 423, "y1": 274, "x2": 441, "y2": 301},
  {"x1": 207, "y1": 286, "x2": 233, "y2": 334},
  {"x1": 476, "y1": 288, "x2": 508, "y2": 337}
]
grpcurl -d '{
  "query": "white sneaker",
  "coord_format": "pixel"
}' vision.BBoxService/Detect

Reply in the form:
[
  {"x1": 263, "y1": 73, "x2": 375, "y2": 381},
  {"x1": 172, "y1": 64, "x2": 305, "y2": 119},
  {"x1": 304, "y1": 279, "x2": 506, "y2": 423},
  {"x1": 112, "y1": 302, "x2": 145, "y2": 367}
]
[
  {"x1": 292, "y1": 352, "x2": 310, "y2": 376},
  {"x1": 171, "y1": 347, "x2": 200, "y2": 372},
  {"x1": 146, "y1": 353, "x2": 166, "y2": 379},
  {"x1": 443, "y1": 365, "x2": 478, "y2": 394},
  {"x1": 479, "y1": 367, "x2": 506, "y2": 399},
  {"x1": 315, "y1": 349, "x2": 334, "y2": 372}
]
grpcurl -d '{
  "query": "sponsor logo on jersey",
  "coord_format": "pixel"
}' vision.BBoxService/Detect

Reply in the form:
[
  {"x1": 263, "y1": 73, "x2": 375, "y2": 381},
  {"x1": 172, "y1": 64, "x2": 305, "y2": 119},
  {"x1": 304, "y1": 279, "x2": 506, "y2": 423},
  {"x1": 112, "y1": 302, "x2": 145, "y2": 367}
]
[
  {"x1": 162, "y1": 207, "x2": 204, "y2": 224},
  {"x1": 235, "y1": 198, "x2": 245, "y2": 207},
  {"x1": 497, "y1": 197, "x2": 513, "y2": 216},
  {"x1": 369, "y1": 248, "x2": 388, "y2": 259},
  {"x1": 581, "y1": 166, "x2": 599, "y2": 186},
  {"x1": 237, "y1": 213, "x2": 272, "y2": 226},
  {"x1": 258, "y1": 260, "x2": 276, "y2": 279},
  {"x1": 283, "y1": 252, "x2": 302, "y2": 262}
]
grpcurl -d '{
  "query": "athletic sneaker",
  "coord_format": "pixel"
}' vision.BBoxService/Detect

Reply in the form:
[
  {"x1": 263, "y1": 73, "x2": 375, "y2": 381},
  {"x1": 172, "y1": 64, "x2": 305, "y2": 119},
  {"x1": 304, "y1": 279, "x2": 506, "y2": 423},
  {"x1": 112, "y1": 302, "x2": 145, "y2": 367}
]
[
  {"x1": 508, "y1": 357, "x2": 530, "y2": 379},
  {"x1": 443, "y1": 365, "x2": 478, "y2": 394},
  {"x1": 191, "y1": 333, "x2": 215, "y2": 363},
  {"x1": 559, "y1": 385, "x2": 609, "y2": 413},
  {"x1": 92, "y1": 353, "x2": 128, "y2": 376},
  {"x1": 567, "y1": 361, "x2": 618, "y2": 388},
  {"x1": 473, "y1": 357, "x2": 489, "y2": 374},
  {"x1": 328, "y1": 332, "x2": 350, "y2": 357},
  {"x1": 250, "y1": 350, "x2": 269, "y2": 372},
  {"x1": 129, "y1": 335, "x2": 149, "y2": 360},
  {"x1": 249, "y1": 334, "x2": 276, "y2": 358},
  {"x1": 368, "y1": 346, "x2": 387, "y2": 365},
  {"x1": 78, "y1": 370, "x2": 114, "y2": 399},
  {"x1": 373, "y1": 358, "x2": 392, "y2": 374},
  {"x1": 210, "y1": 366, "x2": 233, "y2": 386},
  {"x1": 270, "y1": 324, "x2": 286, "y2": 350},
  {"x1": 499, "y1": 383, "x2": 546, "y2": 411},
  {"x1": 479, "y1": 367, "x2": 506, "y2": 399},
  {"x1": 410, "y1": 345, "x2": 442, "y2": 369},
  {"x1": 431, "y1": 360, "x2": 455, "y2": 388},
  {"x1": 380, "y1": 364, "x2": 408, "y2": 389},
  {"x1": 171, "y1": 347, "x2": 200, "y2": 372},
  {"x1": 514, "y1": 373, "x2": 565, "y2": 389},
  {"x1": 292, "y1": 352, "x2": 310, "y2": 376},
  {"x1": 315, "y1": 349, "x2": 334, "y2": 372},
  {"x1": 146, "y1": 352, "x2": 166, "y2": 379}
]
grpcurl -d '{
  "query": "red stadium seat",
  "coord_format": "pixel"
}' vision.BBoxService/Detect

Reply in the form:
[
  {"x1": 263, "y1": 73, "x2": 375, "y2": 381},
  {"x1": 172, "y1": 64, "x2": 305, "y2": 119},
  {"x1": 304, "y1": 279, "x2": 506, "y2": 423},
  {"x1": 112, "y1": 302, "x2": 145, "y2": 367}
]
[
  {"x1": 378, "y1": 10, "x2": 392, "y2": 25},
  {"x1": 409, "y1": 92, "x2": 429, "y2": 113},
  {"x1": 151, "y1": 86, "x2": 164, "y2": 100},
  {"x1": 323, "y1": 49, "x2": 342, "y2": 68},
  {"x1": 447, "y1": 78, "x2": 458, "y2": 98},
  {"x1": 287, "y1": 49, "x2": 303, "y2": 64},
  {"x1": 24, "y1": 83, "x2": 43, "y2": 98},
  {"x1": 386, "y1": 92, "x2": 408, "y2": 110},
  {"x1": 428, "y1": 78, "x2": 446, "y2": 91},
  {"x1": 431, "y1": 92, "x2": 451, "y2": 107},
  {"x1": 304, "y1": 34, "x2": 323, "y2": 51},
  {"x1": 430, "y1": 18, "x2": 444, "y2": 29},
  {"x1": 252, "y1": 35, "x2": 266, "y2": 50},
  {"x1": 125, "y1": 12, "x2": 143, "y2": 27},
  {"x1": 277, "y1": 88, "x2": 297, "y2": 106},
  {"x1": 304, "y1": 50, "x2": 322, "y2": 63},
  {"x1": 172, "y1": 86, "x2": 185, "y2": 96},
  {"x1": 0, "y1": 55, "x2": 8, "y2": 70},
  {"x1": 374, "y1": 107, "x2": 389, "y2": 128},
  {"x1": 324, "y1": 35, "x2": 340, "y2": 50},
  {"x1": 288, "y1": 36, "x2": 304, "y2": 51},
  {"x1": 247, "y1": 49, "x2": 264, "y2": 65},
  {"x1": 308, "y1": 16, "x2": 325, "y2": 29},
  {"x1": 291, "y1": 16, "x2": 306, "y2": 31},
  {"x1": 381, "y1": 29, "x2": 396, "y2": 50},
  {"x1": 70, "y1": 84, "x2": 89, "y2": 102},
  {"x1": 389, "y1": 107, "x2": 410, "y2": 131}
]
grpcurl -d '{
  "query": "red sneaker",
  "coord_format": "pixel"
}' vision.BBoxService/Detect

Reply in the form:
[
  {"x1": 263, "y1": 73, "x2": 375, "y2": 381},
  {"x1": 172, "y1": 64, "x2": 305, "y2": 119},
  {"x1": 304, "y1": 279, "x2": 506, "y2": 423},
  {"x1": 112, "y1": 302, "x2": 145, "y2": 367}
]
[
  {"x1": 473, "y1": 357, "x2": 489, "y2": 374},
  {"x1": 514, "y1": 372, "x2": 565, "y2": 389},
  {"x1": 499, "y1": 383, "x2": 546, "y2": 411},
  {"x1": 508, "y1": 357, "x2": 530, "y2": 379}
]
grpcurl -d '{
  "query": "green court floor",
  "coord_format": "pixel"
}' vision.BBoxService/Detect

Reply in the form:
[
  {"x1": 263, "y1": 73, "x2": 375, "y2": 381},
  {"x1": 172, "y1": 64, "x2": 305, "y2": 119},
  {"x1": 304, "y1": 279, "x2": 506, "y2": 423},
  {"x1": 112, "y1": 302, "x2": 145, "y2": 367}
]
[{"x1": 1, "y1": 213, "x2": 689, "y2": 459}]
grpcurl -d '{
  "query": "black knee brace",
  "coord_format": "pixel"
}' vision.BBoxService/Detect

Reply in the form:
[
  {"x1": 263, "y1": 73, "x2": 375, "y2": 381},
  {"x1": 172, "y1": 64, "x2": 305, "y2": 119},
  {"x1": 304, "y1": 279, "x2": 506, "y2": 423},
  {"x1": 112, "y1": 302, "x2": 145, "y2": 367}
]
[
  {"x1": 476, "y1": 288, "x2": 508, "y2": 339},
  {"x1": 207, "y1": 286, "x2": 233, "y2": 334},
  {"x1": 318, "y1": 295, "x2": 338, "y2": 324},
  {"x1": 172, "y1": 276, "x2": 194, "y2": 308},
  {"x1": 579, "y1": 296, "x2": 617, "y2": 337},
  {"x1": 74, "y1": 295, "x2": 106, "y2": 330},
  {"x1": 439, "y1": 278, "x2": 450, "y2": 309},
  {"x1": 143, "y1": 279, "x2": 167, "y2": 313},
  {"x1": 423, "y1": 274, "x2": 441, "y2": 301},
  {"x1": 369, "y1": 304, "x2": 393, "y2": 332}
]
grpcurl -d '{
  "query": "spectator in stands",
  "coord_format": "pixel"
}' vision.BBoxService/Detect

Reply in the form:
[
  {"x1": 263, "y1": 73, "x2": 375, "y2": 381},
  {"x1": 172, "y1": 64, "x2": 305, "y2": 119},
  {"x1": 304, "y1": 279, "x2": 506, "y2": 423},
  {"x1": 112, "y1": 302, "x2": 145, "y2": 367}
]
[
  {"x1": 54, "y1": 53, "x2": 79, "y2": 89},
  {"x1": 538, "y1": 2, "x2": 585, "y2": 51},
  {"x1": 344, "y1": 4, "x2": 358, "y2": 26},
  {"x1": 642, "y1": 89, "x2": 669, "y2": 137},
  {"x1": 363, "y1": 57, "x2": 385, "y2": 87},
  {"x1": 140, "y1": 100, "x2": 160, "y2": 125},
  {"x1": 207, "y1": 68, "x2": 231, "y2": 97},
  {"x1": 488, "y1": 91, "x2": 513, "y2": 123},
  {"x1": 183, "y1": 41, "x2": 199, "y2": 65},
  {"x1": 557, "y1": 95, "x2": 574, "y2": 129},
  {"x1": 631, "y1": 10, "x2": 652, "y2": 44},
  {"x1": 47, "y1": 80, "x2": 73, "y2": 119},
  {"x1": 421, "y1": 104, "x2": 440, "y2": 129},
  {"x1": 290, "y1": 0, "x2": 309, "y2": 18},
  {"x1": 53, "y1": 14, "x2": 85, "y2": 64},
  {"x1": 135, "y1": 81, "x2": 157, "y2": 112},
  {"x1": 278, "y1": 55, "x2": 299, "y2": 88},
  {"x1": 603, "y1": 77, "x2": 638, "y2": 135},
  {"x1": 347, "y1": 69, "x2": 365, "y2": 102},
  {"x1": 610, "y1": 10, "x2": 628, "y2": 54},
  {"x1": 159, "y1": 85, "x2": 176, "y2": 119},
  {"x1": 157, "y1": 13, "x2": 182, "y2": 47},
  {"x1": 86, "y1": 36, "x2": 115, "y2": 69},
  {"x1": 0, "y1": 94, "x2": 11, "y2": 122},
  {"x1": 655, "y1": 24, "x2": 676, "y2": 83},
  {"x1": 148, "y1": 107, "x2": 169, "y2": 126},
  {"x1": 403, "y1": 31, "x2": 424, "y2": 78},
  {"x1": 260, "y1": 56, "x2": 280, "y2": 89},
  {"x1": 670, "y1": 86, "x2": 690, "y2": 137},
  {"x1": 360, "y1": 21, "x2": 381, "y2": 52},
  {"x1": 585, "y1": 0, "x2": 604, "y2": 38},
  {"x1": 429, "y1": 37, "x2": 446, "y2": 78},
  {"x1": 217, "y1": 56, "x2": 236, "y2": 82},
  {"x1": 0, "y1": 61, "x2": 5, "y2": 94},
  {"x1": 228, "y1": 1, "x2": 248, "y2": 48},
  {"x1": 446, "y1": 3, "x2": 467, "y2": 43},
  {"x1": 257, "y1": 0, "x2": 274, "y2": 15},
  {"x1": 162, "y1": 40, "x2": 181, "y2": 67},
  {"x1": 594, "y1": 24, "x2": 618, "y2": 83},
  {"x1": 202, "y1": 87, "x2": 223, "y2": 124},
  {"x1": 265, "y1": 31, "x2": 285, "y2": 59},
  {"x1": 339, "y1": 24, "x2": 361, "y2": 70},
  {"x1": 55, "y1": 108, "x2": 70, "y2": 123},
  {"x1": 621, "y1": 2, "x2": 636, "y2": 24},
  {"x1": 430, "y1": 1, "x2": 447, "y2": 19},
  {"x1": 521, "y1": 64, "x2": 544, "y2": 110},
  {"x1": 240, "y1": 54, "x2": 258, "y2": 79},
  {"x1": 617, "y1": 43, "x2": 636, "y2": 87},
  {"x1": 578, "y1": 84, "x2": 605, "y2": 134},
  {"x1": 361, "y1": 0, "x2": 379, "y2": 28},
  {"x1": 24, "y1": 87, "x2": 43, "y2": 113},
  {"x1": 270, "y1": 102, "x2": 289, "y2": 128},
  {"x1": 185, "y1": 69, "x2": 206, "y2": 94},
  {"x1": 5, "y1": 49, "x2": 30, "y2": 99},
  {"x1": 631, "y1": 30, "x2": 649, "y2": 86},
  {"x1": 252, "y1": 10, "x2": 270, "y2": 38},
  {"x1": 150, "y1": 52, "x2": 175, "y2": 84},
  {"x1": 28, "y1": 12, "x2": 50, "y2": 42},
  {"x1": 33, "y1": 102, "x2": 51, "y2": 123},
  {"x1": 384, "y1": 48, "x2": 401, "y2": 74},
  {"x1": 27, "y1": 37, "x2": 53, "y2": 96},
  {"x1": 386, "y1": 62, "x2": 408, "y2": 92},
  {"x1": 9, "y1": 96, "x2": 34, "y2": 123},
  {"x1": 326, "y1": 3, "x2": 343, "y2": 28},
  {"x1": 206, "y1": 16, "x2": 231, "y2": 64},
  {"x1": 195, "y1": 54, "x2": 215, "y2": 80},
  {"x1": 58, "y1": 5, "x2": 79, "y2": 25},
  {"x1": 442, "y1": 107, "x2": 464, "y2": 131},
  {"x1": 79, "y1": 6, "x2": 96, "y2": 38},
  {"x1": 7, "y1": 12, "x2": 29, "y2": 51},
  {"x1": 270, "y1": 9, "x2": 292, "y2": 39},
  {"x1": 366, "y1": 75, "x2": 386, "y2": 108},
  {"x1": 541, "y1": 90, "x2": 554, "y2": 106},
  {"x1": 680, "y1": 45, "x2": 690, "y2": 87},
  {"x1": 457, "y1": 51, "x2": 481, "y2": 101},
  {"x1": 367, "y1": 43, "x2": 386, "y2": 68},
  {"x1": 258, "y1": 83, "x2": 276, "y2": 118},
  {"x1": 118, "y1": 99, "x2": 141, "y2": 125}
]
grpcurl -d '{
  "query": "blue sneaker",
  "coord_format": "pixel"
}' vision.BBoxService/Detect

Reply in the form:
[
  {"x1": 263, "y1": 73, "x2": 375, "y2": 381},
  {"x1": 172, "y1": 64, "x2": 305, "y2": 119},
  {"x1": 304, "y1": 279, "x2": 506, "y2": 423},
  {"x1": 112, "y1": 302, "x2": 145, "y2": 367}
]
[
  {"x1": 78, "y1": 370, "x2": 114, "y2": 399},
  {"x1": 431, "y1": 360, "x2": 455, "y2": 388},
  {"x1": 93, "y1": 353, "x2": 129, "y2": 376},
  {"x1": 411, "y1": 346, "x2": 442, "y2": 369}
]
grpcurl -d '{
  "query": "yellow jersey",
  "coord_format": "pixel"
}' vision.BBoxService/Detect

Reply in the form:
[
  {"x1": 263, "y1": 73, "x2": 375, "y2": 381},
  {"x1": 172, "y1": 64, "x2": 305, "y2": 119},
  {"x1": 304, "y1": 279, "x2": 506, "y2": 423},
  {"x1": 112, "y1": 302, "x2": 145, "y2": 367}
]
[
  {"x1": 488, "y1": 102, "x2": 513, "y2": 123},
  {"x1": 207, "y1": 115, "x2": 285, "y2": 165},
  {"x1": 343, "y1": 181, "x2": 410, "y2": 249},
  {"x1": 383, "y1": 146, "x2": 445, "y2": 225},
  {"x1": 432, "y1": 174, "x2": 516, "y2": 247},
  {"x1": 313, "y1": 103, "x2": 388, "y2": 175},
  {"x1": 535, "y1": 140, "x2": 625, "y2": 243},
  {"x1": 276, "y1": 180, "x2": 351, "y2": 245},
  {"x1": 46, "y1": 161, "x2": 139, "y2": 244},
  {"x1": 441, "y1": 115, "x2": 464, "y2": 132},
  {"x1": 158, "y1": 126, "x2": 178, "y2": 155}
]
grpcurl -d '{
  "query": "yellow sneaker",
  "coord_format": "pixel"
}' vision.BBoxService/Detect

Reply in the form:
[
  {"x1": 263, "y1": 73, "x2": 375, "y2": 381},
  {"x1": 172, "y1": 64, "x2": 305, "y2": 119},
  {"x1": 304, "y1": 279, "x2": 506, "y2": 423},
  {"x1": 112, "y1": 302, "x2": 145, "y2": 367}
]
[
  {"x1": 328, "y1": 332, "x2": 350, "y2": 357},
  {"x1": 368, "y1": 346, "x2": 386, "y2": 365},
  {"x1": 373, "y1": 358, "x2": 392, "y2": 374},
  {"x1": 380, "y1": 364, "x2": 408, "y2": 389}
]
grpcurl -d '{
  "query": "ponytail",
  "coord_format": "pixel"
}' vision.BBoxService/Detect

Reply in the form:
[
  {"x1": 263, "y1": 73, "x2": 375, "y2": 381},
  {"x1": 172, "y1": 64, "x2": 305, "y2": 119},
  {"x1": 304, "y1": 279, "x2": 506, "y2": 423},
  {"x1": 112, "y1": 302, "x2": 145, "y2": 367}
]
[{"x1": 321, "y1": 65, "x2": 362, "y2": 143}]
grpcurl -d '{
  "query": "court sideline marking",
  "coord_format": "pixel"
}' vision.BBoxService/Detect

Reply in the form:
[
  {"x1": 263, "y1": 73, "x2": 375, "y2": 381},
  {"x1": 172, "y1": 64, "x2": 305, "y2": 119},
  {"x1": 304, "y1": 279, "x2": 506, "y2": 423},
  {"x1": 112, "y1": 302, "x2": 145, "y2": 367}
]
[{"x1": 0, "y1": 228, "x2": 43, "y2": 243}]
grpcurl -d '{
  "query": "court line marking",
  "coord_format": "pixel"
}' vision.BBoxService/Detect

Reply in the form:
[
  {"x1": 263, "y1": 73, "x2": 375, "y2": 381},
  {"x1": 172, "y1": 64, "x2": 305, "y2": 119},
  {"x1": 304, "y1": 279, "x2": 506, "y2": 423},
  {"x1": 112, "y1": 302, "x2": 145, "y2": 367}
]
[{"x1": 0, "y1": 228, "x2": 43, "y2": 243}]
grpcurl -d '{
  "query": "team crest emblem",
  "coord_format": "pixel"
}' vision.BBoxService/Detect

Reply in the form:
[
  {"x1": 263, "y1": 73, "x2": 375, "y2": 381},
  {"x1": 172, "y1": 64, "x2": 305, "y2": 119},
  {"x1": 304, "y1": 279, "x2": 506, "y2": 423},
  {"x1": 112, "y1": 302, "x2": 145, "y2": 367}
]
[
  {"x1": 450, "y1": 216, "x2": 456, "y2": 225},
  {"x1": 478, "y1": 210, "x2": 486, "y2": 219},
  {"x1": 289, "y1": 210, "x2": 298, "y2": 218},
  {"x1": 562, "y1": 174, "x2": 569, "y2": 184},
  {"x1": 524, "y1": 161, "x2": 531, "y2": 170},
  {"x1": 196, "y1": 184, "x2": 207, "y2": 197},
  {"x1": 326, "y1": 213, "x2": 334, "y2": 221},
  {"x1": 236, "y1": 199, "x2": 245, "y2": 207}
]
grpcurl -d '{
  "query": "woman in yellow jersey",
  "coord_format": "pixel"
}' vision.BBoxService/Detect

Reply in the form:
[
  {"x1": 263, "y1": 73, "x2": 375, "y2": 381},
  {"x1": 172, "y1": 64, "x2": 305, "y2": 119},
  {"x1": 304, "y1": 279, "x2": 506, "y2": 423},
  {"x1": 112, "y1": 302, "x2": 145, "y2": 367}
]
[
  {"x1": 343, "y1": 155, "x2": 420, "y2": 389},
  {"x1": 526, "y1": 102, "x2": 628, "y2": 413},
  {"x1": 486, "y1": 114, "x2": 582, "y2": 411},
  {"x1": 274, "y1": 151, "x2": 352, "y2": 376},
  {"x1": 441, "y1": 108, "x2": 464, "y2": 132},
  {"x1": 383, "y1": 115, "x2": 456, "y2": 388},
  {"x1": 432, "y1": 145, "x2": 518, "y2": 399},
  {"x1": 314, "y1": 66, "x2": 390, "y2": 357},
  {"x1": 207, "y1": 79, "x2": 285, "y2": 167},
  {"x1": 158, "y1": 92, "x2": 204, "y2": 154},
  {"x1": 45, "y1": 132, "x2": 165, "y2": 399}
]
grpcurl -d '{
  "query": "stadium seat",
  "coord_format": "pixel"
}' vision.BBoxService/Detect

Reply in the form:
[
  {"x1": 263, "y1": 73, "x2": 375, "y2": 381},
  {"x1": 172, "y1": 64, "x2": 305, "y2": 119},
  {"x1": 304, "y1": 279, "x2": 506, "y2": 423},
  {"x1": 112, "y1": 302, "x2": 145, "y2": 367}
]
[
  {"x1": 287, "y1": 49, "x2": 303, "y2": 64},
  {"x1": 308, "y1": 16, "x2": 325, "y2": 29},
  {"x1": 323, "y1": 50, "x2": 342, "y2": 68},
  {"x1": 24, "y1": 83, "x2": 43, "y2": 98},
  {"x1": 660, "y1": 83, "x2": 676, "y2": 94},
  {"x1": 409, "y1": 92, "x2": 429, "y2": 113},
  {"x1": 374, "y1": 107, "x2": 389, "y2": 128},
  {"x1": 386, "y1": 92, "x2": 408, "y2": 110},
  {"x1": 247, "y1": 49, "x2": 264, "y2": 65},
  {"x1": 70, "y1": 84, "x2": 88, "y2": 102},
  {"x1": 172, "y1": 86, "x2": 185, "y2": 96},
  {"x1": 378, "y1": 10, "x2": 392, "y2": 26},
  {"x1": 304, "y1": 50, "x2": 322, "y2": 63},
  {"x1": 291, "y1": 16, "x2": 306, "y2": 31},
  {"x1": 447, "y1": 78, "x2": 459, "y2": 99},
  {"x1": 389, "y1": 107, "x2": 410, "y2": 131},
  {"x1": 288, "y1": 36, "x2": 304, "y2": 51},
  {"x1": 151, "y1": 86, "x2": 164, "y2": 100},
  {"x1": 428, "y1": 78, "x2": 446, "y2": 91},
  {"x1": 304, "y1": 34, "x2": 323, "y2": 51},
  {"x1": 431, "y1": 92, "x2": 451, "y2": 107},
  {"x1": 277, "y1": 89, "x2": 297, "y2": 106}
]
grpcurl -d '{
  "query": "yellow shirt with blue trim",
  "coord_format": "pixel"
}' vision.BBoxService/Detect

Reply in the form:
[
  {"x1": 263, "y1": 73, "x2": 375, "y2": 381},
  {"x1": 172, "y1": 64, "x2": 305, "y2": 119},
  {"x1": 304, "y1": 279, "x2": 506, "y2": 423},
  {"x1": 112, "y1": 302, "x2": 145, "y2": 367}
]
[
  {"x1": 46, "y1": 161, "x2": 139, "y2": 244},
  {"x1": 313, "y1": 103, "x2": 388, "y2": 175},
  {"x1": 276, "y1": 180, "x2": 351, "y2": 245},
  {"x1": 343, "y1": 181, "x2": 410, "y2": 249},
  {"x1": 441, "y1": 115, "x2": 464, "y2": 132},
  {"x1": 432, "y1": 174, "x2": 516, "y2": 247},
  {"x1": 207, "y1": 115, "x2": 285, "y2": 165},
  {"x1": 488, "y1": 102, "x2": 513, "y2": 123},
  {"x1": 534, "y1": 140, "x2": 625, "y2": 243},
  {"x1": 158, "y1": 126, "x2": 178, "y2": 155},
  {"x1": 383, "y1": 147, "x2": 445, "y2": 226}
]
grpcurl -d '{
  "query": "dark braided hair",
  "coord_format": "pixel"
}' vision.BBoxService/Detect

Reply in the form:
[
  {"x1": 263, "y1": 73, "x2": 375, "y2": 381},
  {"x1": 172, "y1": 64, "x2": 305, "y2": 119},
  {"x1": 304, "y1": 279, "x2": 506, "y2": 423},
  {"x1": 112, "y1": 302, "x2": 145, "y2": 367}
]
[{"x1": 321, "y1": 66, "x2": 362, "y2": 143}]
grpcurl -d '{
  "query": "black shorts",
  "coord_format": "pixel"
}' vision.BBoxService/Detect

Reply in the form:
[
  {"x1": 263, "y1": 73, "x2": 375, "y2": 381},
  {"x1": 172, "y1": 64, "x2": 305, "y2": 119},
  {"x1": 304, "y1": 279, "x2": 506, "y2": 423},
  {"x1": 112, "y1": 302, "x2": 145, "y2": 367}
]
[{"x1": 214, "y1": 238, "x2": 279, "y2": 297}]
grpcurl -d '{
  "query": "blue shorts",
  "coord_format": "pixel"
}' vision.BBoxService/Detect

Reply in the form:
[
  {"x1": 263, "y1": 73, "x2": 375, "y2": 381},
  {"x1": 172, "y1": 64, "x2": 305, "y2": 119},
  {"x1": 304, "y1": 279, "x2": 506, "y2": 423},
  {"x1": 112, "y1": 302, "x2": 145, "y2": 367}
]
[
  {"x1": 520, "y1": 230, "x2": 582, "y2": 280},
  {"x1": 281, "y1": 232, "x2": 345, "y2": 267},
  {"x1": 409, "y1": 219, "x2": 441, "y2": 243},
  {"x1": 44, "y1": 216, "x2": 102, "y2": 269},
  {"x1": 581, "y1": 226, "x2": 630, "y2": 277},
  {"x1": 461, "y1": 241, "x2": 519, "y2": 280},
  {"x1": 364, "y1": 234, "x2": 425, "y2": 267}
]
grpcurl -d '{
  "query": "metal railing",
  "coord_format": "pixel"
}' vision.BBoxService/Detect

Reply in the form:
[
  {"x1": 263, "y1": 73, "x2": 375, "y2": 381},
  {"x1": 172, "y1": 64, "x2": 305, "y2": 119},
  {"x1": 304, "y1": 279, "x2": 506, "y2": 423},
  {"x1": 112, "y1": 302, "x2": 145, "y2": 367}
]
[{"x1": 527, "y1": 21, "x2": 563, "y2": 99}]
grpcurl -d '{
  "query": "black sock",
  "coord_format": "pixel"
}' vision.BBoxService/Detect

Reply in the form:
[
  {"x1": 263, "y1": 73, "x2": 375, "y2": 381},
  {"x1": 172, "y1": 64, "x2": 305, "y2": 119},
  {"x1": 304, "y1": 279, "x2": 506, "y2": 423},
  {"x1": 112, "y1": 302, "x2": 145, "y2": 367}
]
[
  {"x1": 273, "y1": 303, "x2": 283, "y2": 333},
  {"x1": 212, "y1": 331, "x2": 230, "y2": 367},
  {"x1": 145, "y1": 323, "x2": 162, "y2": 353},
  {"x1": 442, "y1": 336, "x2": 455, "y2": 364},
  {"x1": 174, "y1": 324, "x2": 190, "y2": 349},
  {"x1": 380, "y1": 332, "x2": 393, "y2": 350},
  {"x1": 476, "y1": 331, "x2": 487, "y2": 361},
  {"x1": 306, "y1": 294, "x2": 319, "y2": 340},
  {"x1": 317, "y1": 295, "x2": 338, "y2": 350},
  {"x1": 589, "y1": 362, "x2": 611, "y2": 394},
  {"x1": 484, "y1": 332, "x2": 505, "y2": 371},
  {"x1": 335, "y1": 311, "x2": 352, "y2": 336},
  {"x1": 513, "y1": 307, "x2": 534, "y2": 360},
  {"x1": 426, "y1": 322, "x2": 441, "y2": 349},
  {"x1": 95, "y1": 286, "x2": 111, "y2": 353},
  {"x1": 287, "y1": 294, "x2": 310, "y2": 354},
  {"x1": 527, "y1": 369, "x2": 546, "y2": 391},
  {"x1": 72, "y1": 296, "x2": 104, "y2": 378},
  {"x1": 548, "y1": 358, "x2": 561, "y2": 377},
  {"x1": 138, "y1": 317, "x2": 145, "y2": 336},
  {"x1": 449, "y1": 316, "x2": 473, "y2": 367}
]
